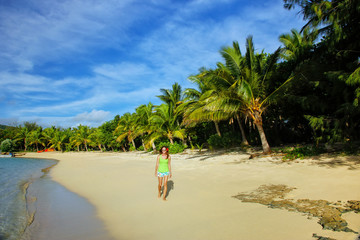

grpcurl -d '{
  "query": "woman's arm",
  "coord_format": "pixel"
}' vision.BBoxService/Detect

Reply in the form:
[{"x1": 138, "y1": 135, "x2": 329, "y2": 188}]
[
  {"x1": 155, "y1": 155, "x2": 160, "y2": 177},
  {"x1": 168, "y1": 155, "x2": 172, "y2": 178}
]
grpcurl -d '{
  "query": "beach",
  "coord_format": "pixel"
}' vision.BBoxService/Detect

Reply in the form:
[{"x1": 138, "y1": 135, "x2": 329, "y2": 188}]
[{"x1": 22, "y1": 150, "x2": 360, "y2": 240}]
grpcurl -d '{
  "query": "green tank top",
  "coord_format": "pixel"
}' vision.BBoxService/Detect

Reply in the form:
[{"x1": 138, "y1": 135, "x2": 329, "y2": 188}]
[{"x1": 158, "y1": 156, "x2": 169, "y2": 172}]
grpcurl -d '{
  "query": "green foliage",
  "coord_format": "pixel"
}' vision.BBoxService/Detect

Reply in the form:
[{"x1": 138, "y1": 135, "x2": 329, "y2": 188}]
[
  {"x1": 282, "y1": 145, "x2": 323, "y2": 161},
  {"x1": 207, "y1": 132, "x2": 241, "y2": 149},
  {"x1": 1, "y1": 139, "x2": 14, "y2": 152},
  {"x1": 207, "y1": 134, "x2": 224, "y2": 149},
  {"x1": 156, "y1": 141, "x2": 186, "y2": 154},
  {"x1": 137, "y1": 145, "x2": 144, "y2": 151},
  {"x1": 129, "y1": 144, "x2": 136, "y2": 151},
  {"x1": 305, "y1": 115, "x2": 343, "y2": 145},
  {"x1": 196, "y1": 143, "x2": 204, "y2": 152}
]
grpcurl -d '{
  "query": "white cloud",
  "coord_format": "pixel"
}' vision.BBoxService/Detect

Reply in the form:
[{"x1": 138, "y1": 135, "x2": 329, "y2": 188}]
[
  {"x1": 93, "y1": 62, "x2": 153, "y2": 83},
  {"x1": 0, "y1": 0, "x2": 150, "y2": 71},
  {"x1": 72, "y1": 109, "x2": 111, "y2": 123}
]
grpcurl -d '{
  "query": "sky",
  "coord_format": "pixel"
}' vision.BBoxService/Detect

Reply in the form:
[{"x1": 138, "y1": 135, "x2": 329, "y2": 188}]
[{"x1": 0, "y1": 0, "x2": 305, "y2": 128}]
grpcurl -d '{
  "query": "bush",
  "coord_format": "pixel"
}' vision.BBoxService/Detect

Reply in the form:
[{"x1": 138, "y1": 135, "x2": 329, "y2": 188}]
[
  {"x1": 207, "y1": 132, "x2": 241, "y2": 149},
  {"x1": 282, "y1": 146, "x2": 323, "y2": 161},
  {"x1": 129, "y1": 144, "x2": 136, "y2": 151},
  {"x1": 207, "y1": 134, "x2": 224, "y2": 148},
  {"x1": 1, "y1": 139, "x2": 14, "y2": 152},
  {"x1": 157, "y1": 141, "x2": 186, "y2": 154},
  {"x1": 137, "y1": 145, "x2": 144, "y2": 151}
]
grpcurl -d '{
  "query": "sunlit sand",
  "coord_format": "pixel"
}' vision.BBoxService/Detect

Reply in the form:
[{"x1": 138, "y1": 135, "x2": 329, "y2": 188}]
[{"x1": 23, "y1": 151, "x2": 360, "y2": 240}]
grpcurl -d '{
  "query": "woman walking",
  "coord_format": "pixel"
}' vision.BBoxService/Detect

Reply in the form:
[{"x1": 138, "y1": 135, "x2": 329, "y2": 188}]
[{"x1": 155, "y1": 146, "x2": 172, "y2": 201}]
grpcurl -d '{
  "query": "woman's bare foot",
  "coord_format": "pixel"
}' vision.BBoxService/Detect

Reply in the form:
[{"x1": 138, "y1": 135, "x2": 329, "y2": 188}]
[{"x1": 162, "y1": 197, "x2": 167, "y2": 201}]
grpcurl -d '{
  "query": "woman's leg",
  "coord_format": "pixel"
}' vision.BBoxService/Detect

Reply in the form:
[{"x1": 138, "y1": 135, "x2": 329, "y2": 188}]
[
  {"x1": 157, "y1": 176, "x2": 163, "y2": 198},
  {"x1": 162, "y1": 175, "x2": 169, "y2": 200}
]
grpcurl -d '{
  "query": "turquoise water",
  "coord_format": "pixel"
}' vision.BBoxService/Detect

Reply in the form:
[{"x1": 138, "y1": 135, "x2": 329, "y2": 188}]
[
  {"x1": 0, "y1": 157, "x2": 114, "y2": 240},
  {"x1": 0, "y1": 157, "x2": 57, "y2": 240}
]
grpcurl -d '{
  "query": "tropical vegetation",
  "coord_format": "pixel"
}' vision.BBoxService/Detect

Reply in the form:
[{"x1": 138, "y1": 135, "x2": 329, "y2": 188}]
[{"x1": 1, "y1": 0, "x2": 359, "y2": 155}]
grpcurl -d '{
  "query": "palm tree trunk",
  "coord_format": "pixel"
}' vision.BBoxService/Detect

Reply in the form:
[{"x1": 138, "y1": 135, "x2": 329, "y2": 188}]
[
  {"x1": 254, "y1": 115, "x2": 271, "y2": 154},
  {"x1": 98, "y1": 144, "x2": 102, "y2": 152},
  {"x1": 121, "y1": 146, "x2": 126, "y2": 152},
  {"x1": 236, "y1": 115, "x2": 249, "y2": 145},
  {"x1": 131, "y1": 139, "x2": 136, "y2": 150},
  {"x1": 169, "y1": 137, "x2": 174, "y2": 144},
  {"x1": 214, "y1": 122, "x2": 221, "y2": 137},
  {"x1": 182, "y1": 138, "x2": 187, "y2": 147},
  {"x1": 84, "y1": 141, "x2": 88, "y2": 151},
  {"x1": 152, "y1": 141, "x2": 156, "y2": 151},
  {"x1": 142, "y1": 139, "x2": 147, "y2": 151}
]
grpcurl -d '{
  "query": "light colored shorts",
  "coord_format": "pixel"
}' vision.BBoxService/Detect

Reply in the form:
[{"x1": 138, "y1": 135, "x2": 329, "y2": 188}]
[{"x1": 157, "y1": 172, "x2": 170, "y2": 177}]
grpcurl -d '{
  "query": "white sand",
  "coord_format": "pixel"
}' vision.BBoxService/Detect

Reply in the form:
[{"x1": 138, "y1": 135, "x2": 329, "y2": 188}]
[{"x1": 23, "y1": 151, "x2": 360, "y2": 240}]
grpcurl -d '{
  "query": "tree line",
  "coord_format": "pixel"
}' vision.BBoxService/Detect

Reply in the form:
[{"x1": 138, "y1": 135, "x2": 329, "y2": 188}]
[{"x1": 1, "y1": 0, "x2": 359, "y2": 154}]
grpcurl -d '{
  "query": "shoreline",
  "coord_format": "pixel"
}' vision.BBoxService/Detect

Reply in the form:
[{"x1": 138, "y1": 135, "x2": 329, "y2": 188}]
[
  {"x1": 17, "y1": 157, "x2": 113, "y2": 240},
  {"x1": 20, "y1": 151, "x2": 360, "y2": 240}
]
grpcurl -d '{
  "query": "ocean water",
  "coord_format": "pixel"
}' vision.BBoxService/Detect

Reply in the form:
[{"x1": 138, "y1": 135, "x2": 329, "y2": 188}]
[
  {"x1": 0, "y1": 157, "x2": 57, "y2": 240},
  {"x1": 0, "y1": 157, "x2": 113, "y2": 240}
]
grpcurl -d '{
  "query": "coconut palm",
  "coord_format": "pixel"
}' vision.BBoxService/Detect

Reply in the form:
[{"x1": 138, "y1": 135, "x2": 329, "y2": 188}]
[
  {"x1": 183, "y1": 74, "x2": 222, "y2": 137},
  {"x1": 114, "y1": 113, "x2": 138, "y2": 150},
  {"x1": 201, "y1": 37, "x2": 294, "y2": 153},
  {"x1": 184, "y1": 73, "x2": 249, "y2": 145},
  {"x1": 156, "y1": 83, "x2": 187, "y2": 145},
  {"x1": 15, "y1": 126, "x2": 31, "y2": 151},
  {"x1": 279, "y1": 28, "x2": 317, "y2": 63},
  {"x1": 48, "y1": 128, "x2": 69, "y2": 151},
  {"x1": 28, "y1": 127, "x2": 45, "y2": 151},
  {"x1": 90, "y1": 128, "x2": 106, "y2": 151},
  {"x1": 157, "y1": 82, "x2": 184, "y2": 111},
  {"x1": 72, "y1": 125, "x2": 92, "y2": 151},
  {"x1": 149, "y1": 104, "x2": 186, "y2": 144},
  {"x1": 135, "y1": 102, "x2": 156, "y2": 151}
]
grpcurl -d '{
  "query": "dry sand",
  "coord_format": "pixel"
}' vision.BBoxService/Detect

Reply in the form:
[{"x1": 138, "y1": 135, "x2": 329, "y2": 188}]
[{"x1": 23, "y1": 150, "x2": 360, "y2": 240}]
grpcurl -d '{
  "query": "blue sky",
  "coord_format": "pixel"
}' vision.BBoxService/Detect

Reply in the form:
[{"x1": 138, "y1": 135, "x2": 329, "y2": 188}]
[{"x1": 0, "y1": 0, "x2": 305, "y2": 128}]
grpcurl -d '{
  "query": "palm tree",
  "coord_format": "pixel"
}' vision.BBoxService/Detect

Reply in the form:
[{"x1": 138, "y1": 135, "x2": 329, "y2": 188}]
[
  {"x1": 48, "y1": 128, "x2": 69, "y2": 151},
  {"x1": 149, "y1": 104, "x2": 186, "y2": 144},
  {"x1": 72, "y1": 125, "x2": 92, "y2": 151},
  {"x1": 28, "y1": 127, "x2": 45, "y2": 151},
  {"x1": 201, "y1": 37, "x2": 294, "y2": 153},
  {"x1": 184, "y1": 73, "x2": 249, "y2": 145},
  {"x1": 135, "y1": 102, "x2": 156, "y2": 151},
  {"x1": 15, "y1": 126, "x2": 31, "y2": 151},
  {"x1": 90, "y1": 128, "x2": 106, "y2": 151},
  {"x1": 157, "y1": 82, "x2": 184, "y2": 111},
  {"x1": 279, "y1": 28, "x2": 317, "y2": 64},
  {"x1": 114, "y1": 113, "x2": 138, "y2": 150}
]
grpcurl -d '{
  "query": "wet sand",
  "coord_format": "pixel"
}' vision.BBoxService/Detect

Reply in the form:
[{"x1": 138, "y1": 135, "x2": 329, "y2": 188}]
[
  {"x1": 23, "y1": 151, "x2": 360, "y2": 240},
  {"x1": 23, "y1": 167, "x2": 113, "y2": 240}
]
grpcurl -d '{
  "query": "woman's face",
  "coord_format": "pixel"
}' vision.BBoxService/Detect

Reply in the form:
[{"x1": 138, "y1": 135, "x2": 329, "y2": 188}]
[{"x1": 161, "y1": 148, "x2": 167, "y2": 153}]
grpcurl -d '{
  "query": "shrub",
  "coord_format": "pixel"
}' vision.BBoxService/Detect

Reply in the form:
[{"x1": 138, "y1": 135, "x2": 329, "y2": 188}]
[
  {"x1": 207, "y1": 132, "x2": 241, "y2": 149},
  {"x1": 137, "y1": 145, "x2": 144, "y2": 151},
  {"x1": 207, "y1": 134, "x2": 224, "y2": 149},
  {"x1": 129, "y1": 144, "x2": 136, "y2": 151},
  {"x1": 157, "y1": 141, "x2": 186, "y2": 154},
  {"x1": 1, "y1": 139, "x2": 14, "y2": 152},
  {"x1": 282, "y1": 146, "x2": 323, "y2": 161}
]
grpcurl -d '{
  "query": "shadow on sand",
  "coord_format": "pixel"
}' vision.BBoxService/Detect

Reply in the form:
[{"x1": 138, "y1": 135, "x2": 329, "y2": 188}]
[{"x1": 164, "y1": 180, "x2": 174, "y2": 198}]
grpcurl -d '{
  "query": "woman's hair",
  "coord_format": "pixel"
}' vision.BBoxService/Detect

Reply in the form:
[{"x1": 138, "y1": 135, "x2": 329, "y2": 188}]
[{"x1": 160, "y1": 146, "x2": 169, "y2": 159}]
